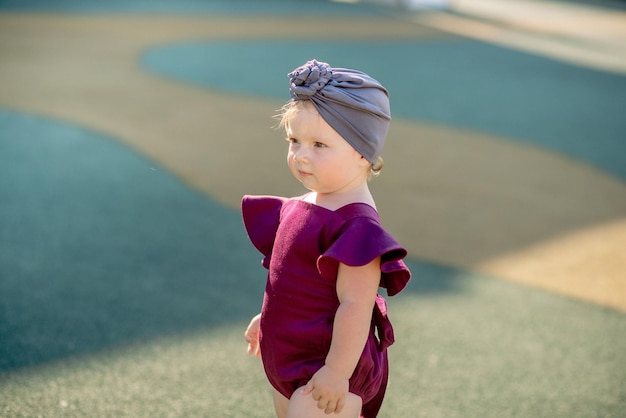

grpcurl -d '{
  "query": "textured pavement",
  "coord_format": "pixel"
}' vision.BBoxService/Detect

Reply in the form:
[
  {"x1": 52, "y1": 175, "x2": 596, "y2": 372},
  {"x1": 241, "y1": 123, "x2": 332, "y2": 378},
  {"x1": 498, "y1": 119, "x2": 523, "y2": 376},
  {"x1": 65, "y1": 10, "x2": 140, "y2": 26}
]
[{"x1": 1, "y1": 1, "x2": 625, "y2": 417}]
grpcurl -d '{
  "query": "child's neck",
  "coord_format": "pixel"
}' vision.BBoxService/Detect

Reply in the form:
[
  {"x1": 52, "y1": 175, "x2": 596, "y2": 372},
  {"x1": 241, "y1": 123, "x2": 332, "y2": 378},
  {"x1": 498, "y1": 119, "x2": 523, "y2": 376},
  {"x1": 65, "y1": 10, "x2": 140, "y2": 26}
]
[{"x1": 305, "y1": 184, "x2": 376, "y2": 211}]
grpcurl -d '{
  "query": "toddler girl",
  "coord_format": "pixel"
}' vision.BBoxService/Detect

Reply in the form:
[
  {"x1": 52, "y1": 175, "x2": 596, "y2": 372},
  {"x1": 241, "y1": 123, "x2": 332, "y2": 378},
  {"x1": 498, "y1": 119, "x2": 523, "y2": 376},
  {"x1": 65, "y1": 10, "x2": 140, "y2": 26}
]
[{"x1": 242, "y1": 59, "x2": 411, "y2": 418}]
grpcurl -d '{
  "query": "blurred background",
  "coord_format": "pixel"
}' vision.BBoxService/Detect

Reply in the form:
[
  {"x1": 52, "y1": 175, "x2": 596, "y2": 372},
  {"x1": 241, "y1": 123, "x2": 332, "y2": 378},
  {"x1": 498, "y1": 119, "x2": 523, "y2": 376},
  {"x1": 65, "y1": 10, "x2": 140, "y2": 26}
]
[{"x1": 1, "y1": 0, "x2": 625, "y2": 416}]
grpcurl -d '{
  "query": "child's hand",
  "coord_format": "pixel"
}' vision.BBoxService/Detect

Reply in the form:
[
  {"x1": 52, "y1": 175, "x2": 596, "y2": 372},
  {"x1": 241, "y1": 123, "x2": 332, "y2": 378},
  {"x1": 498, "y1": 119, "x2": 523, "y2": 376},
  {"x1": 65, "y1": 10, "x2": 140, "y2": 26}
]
[
  {"x1": 301, "y1": 365, "x2": 349, "y2": 414},
  {"x1": 244, "y1": 313, "x2": 262, "y2": 357}
]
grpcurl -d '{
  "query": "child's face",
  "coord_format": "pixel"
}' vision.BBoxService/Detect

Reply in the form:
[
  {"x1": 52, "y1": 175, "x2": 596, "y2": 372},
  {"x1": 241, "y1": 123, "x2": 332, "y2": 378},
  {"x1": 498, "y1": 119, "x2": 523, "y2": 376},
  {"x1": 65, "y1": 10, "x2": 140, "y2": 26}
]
[{"x1": 285, "y1": 102, "x2": 370, "y2": 195}]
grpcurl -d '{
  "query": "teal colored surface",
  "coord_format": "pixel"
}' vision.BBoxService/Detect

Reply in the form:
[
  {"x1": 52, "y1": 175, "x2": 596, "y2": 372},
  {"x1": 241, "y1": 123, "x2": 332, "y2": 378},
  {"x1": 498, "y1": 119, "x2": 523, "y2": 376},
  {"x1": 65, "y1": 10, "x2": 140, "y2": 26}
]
[
  {"x1": 142, "y1": 40, "x2": 626, "y2": 180},
  {"x1": 0, "y1": 110, "x2": 263, "y2": 371}
]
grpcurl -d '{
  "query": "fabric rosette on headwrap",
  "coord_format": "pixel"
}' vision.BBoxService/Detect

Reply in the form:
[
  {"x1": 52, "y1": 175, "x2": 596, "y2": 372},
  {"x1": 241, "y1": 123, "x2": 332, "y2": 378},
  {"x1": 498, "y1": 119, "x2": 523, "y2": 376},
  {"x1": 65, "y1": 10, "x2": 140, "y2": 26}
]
[{"x1": 288, "y1": 59, "x2": 391, "y2": 163}]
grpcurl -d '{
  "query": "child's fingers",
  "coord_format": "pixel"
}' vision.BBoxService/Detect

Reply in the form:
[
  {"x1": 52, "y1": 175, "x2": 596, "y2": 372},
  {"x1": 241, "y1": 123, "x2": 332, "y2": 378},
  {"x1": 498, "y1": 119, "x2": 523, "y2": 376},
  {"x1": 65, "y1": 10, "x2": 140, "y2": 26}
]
[
  {"x1": 245, "y1": 331, "x2": 258, "y2": 356},
  {"x1": 323, "y1": 399, "x2": 338, "y2": 414},
  {"x1": 243, "y1": 314, "x2": 262, "y2": 357},
  {"x1": 335, "y1": 397, "x2": 345, "y2": 414},
  {"x1": 300, "y1": 381, "x2": 314, "y2": 396},
  {"x1": 246, "y1": 340, "x2": 261, "y2": 357}
]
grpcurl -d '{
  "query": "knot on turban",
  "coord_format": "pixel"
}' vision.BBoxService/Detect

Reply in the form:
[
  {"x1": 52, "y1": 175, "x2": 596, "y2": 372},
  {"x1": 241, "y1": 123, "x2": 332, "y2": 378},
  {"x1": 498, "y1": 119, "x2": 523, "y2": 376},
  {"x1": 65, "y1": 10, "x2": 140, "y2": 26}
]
[{"x1": 288, "y1": 59, "x2": 391, "y2": 163}]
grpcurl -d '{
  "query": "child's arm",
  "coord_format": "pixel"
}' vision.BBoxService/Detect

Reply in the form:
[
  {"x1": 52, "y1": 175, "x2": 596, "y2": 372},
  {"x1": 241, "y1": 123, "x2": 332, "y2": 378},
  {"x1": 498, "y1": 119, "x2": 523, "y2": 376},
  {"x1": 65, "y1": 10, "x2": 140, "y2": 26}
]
[
  {"x1": 244, "y1": 313, "x2": 262, "y2": 357},
  {"x1": 301, "y1": 257, "x2": 381, "y2": 414}
]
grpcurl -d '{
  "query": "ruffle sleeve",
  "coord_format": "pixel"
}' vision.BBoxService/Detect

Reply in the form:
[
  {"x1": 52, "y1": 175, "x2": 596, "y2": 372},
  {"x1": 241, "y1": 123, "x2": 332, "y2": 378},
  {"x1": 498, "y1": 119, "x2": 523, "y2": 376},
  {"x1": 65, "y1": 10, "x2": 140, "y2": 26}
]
[
  {"x1": 241, "y1": 195, "x2": 285, "y2": 269},
  {"x1": 317, "y1": 217, "x2": 411, "y2": 296}
]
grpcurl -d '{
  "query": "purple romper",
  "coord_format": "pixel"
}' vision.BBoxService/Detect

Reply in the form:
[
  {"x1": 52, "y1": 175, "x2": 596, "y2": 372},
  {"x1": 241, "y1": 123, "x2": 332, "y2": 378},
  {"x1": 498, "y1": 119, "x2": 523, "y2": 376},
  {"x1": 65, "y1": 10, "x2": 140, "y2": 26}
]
[{"x1": 242, "y1": 195, "x2": 411, "y2": 417}]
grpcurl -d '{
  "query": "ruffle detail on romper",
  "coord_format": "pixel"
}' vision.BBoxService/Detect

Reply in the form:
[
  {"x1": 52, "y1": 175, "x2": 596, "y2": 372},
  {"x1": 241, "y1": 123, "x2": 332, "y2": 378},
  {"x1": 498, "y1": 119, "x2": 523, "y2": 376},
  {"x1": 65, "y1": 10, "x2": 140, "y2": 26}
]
[
  {"x1": 241, "y1": 195, "x2": 285, "y2": 269},
  {"x1": 317, "y1": 216, "x2": 411, "y2": 297}
]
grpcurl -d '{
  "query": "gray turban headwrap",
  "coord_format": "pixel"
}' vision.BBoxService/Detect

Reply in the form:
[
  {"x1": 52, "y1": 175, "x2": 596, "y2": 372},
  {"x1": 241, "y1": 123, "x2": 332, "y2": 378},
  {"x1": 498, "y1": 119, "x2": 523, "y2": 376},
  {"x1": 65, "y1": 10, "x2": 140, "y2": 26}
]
[{"x1": 288, "y1": 59, "x2": 391, "y2": 163}]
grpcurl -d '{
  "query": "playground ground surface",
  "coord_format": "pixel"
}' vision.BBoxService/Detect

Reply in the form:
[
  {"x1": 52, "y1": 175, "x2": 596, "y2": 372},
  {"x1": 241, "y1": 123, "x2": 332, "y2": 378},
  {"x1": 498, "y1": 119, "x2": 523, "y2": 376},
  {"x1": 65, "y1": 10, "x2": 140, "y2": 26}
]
[{"x1": 1, "y1": 0, "x2": 625, "y2": 416}]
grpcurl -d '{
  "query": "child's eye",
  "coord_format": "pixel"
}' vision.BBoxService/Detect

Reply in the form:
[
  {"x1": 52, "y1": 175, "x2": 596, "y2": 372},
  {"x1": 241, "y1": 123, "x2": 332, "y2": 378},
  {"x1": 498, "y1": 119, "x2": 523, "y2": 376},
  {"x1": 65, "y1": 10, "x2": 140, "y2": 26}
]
[
  {"x1": 314, "y1": 142, "x2": 326, "y2": 148},
  {"x1": 287, "y1": 137, "x2": 299, "y2": 144}
]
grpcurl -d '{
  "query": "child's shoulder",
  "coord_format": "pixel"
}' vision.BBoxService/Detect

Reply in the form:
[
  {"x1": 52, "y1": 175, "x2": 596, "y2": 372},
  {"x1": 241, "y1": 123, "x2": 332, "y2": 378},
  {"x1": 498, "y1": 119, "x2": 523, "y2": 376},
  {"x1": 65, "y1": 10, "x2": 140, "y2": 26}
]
[{"x1": 241, "y1": 194, "x2": 288, "y2": 211}]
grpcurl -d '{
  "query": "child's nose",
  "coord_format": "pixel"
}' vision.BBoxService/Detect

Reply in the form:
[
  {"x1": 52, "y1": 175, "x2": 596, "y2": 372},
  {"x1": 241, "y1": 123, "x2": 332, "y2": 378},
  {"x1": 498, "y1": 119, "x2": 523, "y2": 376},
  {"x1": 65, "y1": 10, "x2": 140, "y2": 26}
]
[{"x1": 293, "y1": 146, "x2": 310, "y2": 162}]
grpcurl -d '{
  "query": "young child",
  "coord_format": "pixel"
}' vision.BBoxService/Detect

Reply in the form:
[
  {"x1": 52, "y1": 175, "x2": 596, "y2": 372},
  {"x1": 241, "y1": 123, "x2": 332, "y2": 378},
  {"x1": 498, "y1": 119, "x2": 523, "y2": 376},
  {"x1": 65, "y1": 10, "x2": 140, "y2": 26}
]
[{"x1": 242, "y1": 59, "x2": 411, "y2": 418}]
